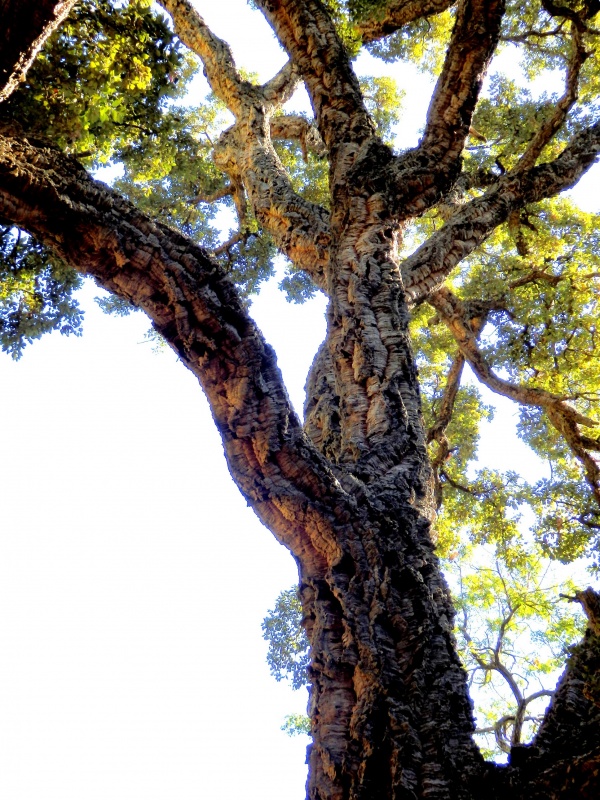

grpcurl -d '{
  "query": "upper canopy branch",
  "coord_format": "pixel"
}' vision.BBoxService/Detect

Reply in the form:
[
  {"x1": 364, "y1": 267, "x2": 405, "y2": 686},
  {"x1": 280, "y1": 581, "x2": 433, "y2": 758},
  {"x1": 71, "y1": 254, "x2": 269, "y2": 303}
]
[
  {"x1": 357, "y1": 0, "x2": 456, "y2": 44},
  {"x1": 429, "y1": 287, "x2": 600, "y2": 507},
  {"x1": 0, "y1": 131, "x2": 352, "y2": 576},
  {"x1": 270, "y1": 114, "x2": 327, "y2": 160},
  {"x1": 401, "y1": 119, "x2": 600, "y2": 302},
  {"x1": 255, "y1": 0, "x2": 375, "y2": 152},
  {"x1": 513, "y1": 21, "x2": 588, "y2": 174},
  {"x1": 261, "y1": 60, "x2": 302, "y2": 106},
  {"x1": 158, "y1": 0, "x2": 249, "y2": 116},
  {"x1": 383, "y1": 0, "x2": 505, "y2": 215},
  {"x1": 212, "y1": 121, "x2": 331, "y2": 288},
  {"x1": 157, "y1": 2, "x2": 331, "y2": 285}
]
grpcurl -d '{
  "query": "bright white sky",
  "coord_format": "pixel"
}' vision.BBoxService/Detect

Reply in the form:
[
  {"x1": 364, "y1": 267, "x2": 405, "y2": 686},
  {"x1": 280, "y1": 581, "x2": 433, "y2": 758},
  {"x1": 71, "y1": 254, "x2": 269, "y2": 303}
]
[{"x1": 0, "y1": 3, "x2": 598, "y2": 799}]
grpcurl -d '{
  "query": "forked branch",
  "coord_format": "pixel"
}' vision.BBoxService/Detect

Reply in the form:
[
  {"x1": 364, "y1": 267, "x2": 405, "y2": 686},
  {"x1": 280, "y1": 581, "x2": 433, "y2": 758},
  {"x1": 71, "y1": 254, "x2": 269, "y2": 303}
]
[
  {"x1": 401, "y1": 120, "x2": 600, "y2": 302},
  {"x1": 254, "y1": 0, "x2": 375, "y2": 151},
  {"x1": 0, "y1": 132, "x2": 353, "y2": 576},
  {"x1": 429, "y1": 287, "x2": 600, "y2": 507},
  {"x1": 157, "y1": 0, "x2": 331, "y2": 285}
]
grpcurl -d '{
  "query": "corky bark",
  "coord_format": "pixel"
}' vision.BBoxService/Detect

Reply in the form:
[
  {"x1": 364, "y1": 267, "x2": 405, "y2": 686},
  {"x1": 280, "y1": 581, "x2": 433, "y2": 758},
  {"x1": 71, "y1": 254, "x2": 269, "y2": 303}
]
[
  {"x1": 0, "y1": 0, "x2": 77, "y2": 103},
  {"x1": 2, "y1": 1, "x2": 600, "y2": 799}
]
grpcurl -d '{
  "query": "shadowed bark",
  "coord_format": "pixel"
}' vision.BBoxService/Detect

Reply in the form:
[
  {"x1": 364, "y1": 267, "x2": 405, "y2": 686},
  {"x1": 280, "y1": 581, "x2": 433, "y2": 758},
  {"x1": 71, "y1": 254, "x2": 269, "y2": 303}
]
[
  {"x1": 1, "y1": 1, "x2": 600, "y2": 798},
  {"x1": 0, "y1": 0, "x2": 76, "y2": 102}
]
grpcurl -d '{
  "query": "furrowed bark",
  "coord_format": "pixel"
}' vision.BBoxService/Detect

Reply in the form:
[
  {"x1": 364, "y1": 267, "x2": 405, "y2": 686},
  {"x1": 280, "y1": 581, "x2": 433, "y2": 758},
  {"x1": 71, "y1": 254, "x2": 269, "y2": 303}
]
[
  {"x1": 0, "y1": 131, "x2": 342, "y2": 575},
  {"x1": 402, "y1": 119, "x2": 600, "y2": 303},
  {"x1": 158, "y1": 0, "x2": 332, "y2": 284},
  {"x1": 349, "y1": 0, "x2": 505, "y2": 223},
  {"x1": 0, "y1": 0, "x2": 76, "y2": 103},
  {"x1": 358, "y1": 0, "x2": 456, "y2": 45},
  {"x1": 417, "y1": 0, "x2": 505, "y2": 184},
  {"x1": 255, "y1": 0, "x2": 376, "y2": 153},
  {"x1": 3, "y1": 1, "x2": 600, "y2": 797},
  {"x1": 0, "y1": 129, "x2": 490, "y2": 800}
]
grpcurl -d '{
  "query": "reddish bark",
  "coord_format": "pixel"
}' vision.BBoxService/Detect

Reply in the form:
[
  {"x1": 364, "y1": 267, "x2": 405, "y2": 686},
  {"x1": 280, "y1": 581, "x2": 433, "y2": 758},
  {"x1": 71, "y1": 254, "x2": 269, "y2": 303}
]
[{"x1": 1, "y1": 1, "x2": 600, "y2": 798}]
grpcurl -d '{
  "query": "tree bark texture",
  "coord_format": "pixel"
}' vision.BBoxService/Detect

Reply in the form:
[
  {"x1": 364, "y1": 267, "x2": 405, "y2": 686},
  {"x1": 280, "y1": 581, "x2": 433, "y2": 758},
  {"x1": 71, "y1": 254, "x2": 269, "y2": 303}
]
[
  {"x1": 1, "y1": 1, "x2": 600, "y2": 799},
  {"x1": 0, "y1": 0, "x2": 77, "y2": 103}
]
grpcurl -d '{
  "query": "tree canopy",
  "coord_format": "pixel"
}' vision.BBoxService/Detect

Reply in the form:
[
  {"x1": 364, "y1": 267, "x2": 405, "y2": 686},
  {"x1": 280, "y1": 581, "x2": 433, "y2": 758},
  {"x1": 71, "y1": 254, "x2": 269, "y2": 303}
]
[{"x1": 1, "y1": 1, "x2": 600, "y2": 798}]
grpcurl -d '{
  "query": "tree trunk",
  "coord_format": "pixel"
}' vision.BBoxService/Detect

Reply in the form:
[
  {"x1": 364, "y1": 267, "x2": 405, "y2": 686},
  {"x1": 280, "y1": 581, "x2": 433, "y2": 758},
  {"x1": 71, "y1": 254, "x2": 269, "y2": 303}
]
[{"x1": 1, "y1": 1, "x2": 600, "y2": 798}]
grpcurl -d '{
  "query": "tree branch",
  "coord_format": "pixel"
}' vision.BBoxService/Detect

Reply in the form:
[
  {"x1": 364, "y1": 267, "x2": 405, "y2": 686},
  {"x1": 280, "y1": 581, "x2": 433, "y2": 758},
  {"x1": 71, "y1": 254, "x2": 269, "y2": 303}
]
[
  {"x1": 158, "y1": 0, "x2": 248, "y2": 116},
  {"x1": 270, "y1": 114, "x2": 326, "y2": 160},
  {"x1": 254, "y1": 0, "x2": 375, "y2": 152},
  {"x1": 358, "y1": 0, "x2": 456, "y2": 44},
  {"x1": 366, "y1": 0, "x2": 502, "y2": 222},
  {"x1": 0, "y1": 131, "x2": 354, "y2": 576},
  {"x1": 428, "y1": 287, "x2": 600, "y2": 507},
  {"x1": 427, "y1": 352, "x2": 465, "y2": 508},
  {"x1": 157, "y1": 1, "x2": 331, "y2": 286},
  {"x1": 0, "y1": 0, "x2": 76, "y2": 103},
  {"x1": 192, "y1": 184, "x2": 233, "y2": 205},
  {"x1": 401, "y1": 119, "x2": 600, "y2": 302},
  {"x1": 418, "y1": 0, "x2": 505, "y2": 172},
  {"x1": 513, "y1": 22, "x2": 588, "y2": 174},
  {"x1": 212, "y1": 123, "x2": 330, "y2": 288}
]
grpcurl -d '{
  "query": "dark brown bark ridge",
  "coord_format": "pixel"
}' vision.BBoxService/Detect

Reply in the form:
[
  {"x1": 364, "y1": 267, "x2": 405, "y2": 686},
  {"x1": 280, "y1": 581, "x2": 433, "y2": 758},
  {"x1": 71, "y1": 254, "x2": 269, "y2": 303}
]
[{"x1": 2, "y1": 1, "x2": 600, "y2": 798}]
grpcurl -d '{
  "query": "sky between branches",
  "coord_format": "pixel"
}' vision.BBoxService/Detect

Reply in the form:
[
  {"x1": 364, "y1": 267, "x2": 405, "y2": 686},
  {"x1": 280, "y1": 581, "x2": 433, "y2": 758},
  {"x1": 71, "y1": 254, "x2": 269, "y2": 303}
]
[{"x1": 1, "y1": 1, "x2": 599, "y2": 798}]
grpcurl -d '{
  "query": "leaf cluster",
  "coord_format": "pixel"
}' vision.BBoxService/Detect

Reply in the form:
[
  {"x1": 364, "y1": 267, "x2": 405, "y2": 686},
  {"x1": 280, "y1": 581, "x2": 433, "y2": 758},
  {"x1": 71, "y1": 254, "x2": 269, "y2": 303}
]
[
  {"x1": 261, "y1": 587, "x2": 310, "y2": 692},
  {"x1": 0, "y1": 228, "x2": 82, "y2": 359}
]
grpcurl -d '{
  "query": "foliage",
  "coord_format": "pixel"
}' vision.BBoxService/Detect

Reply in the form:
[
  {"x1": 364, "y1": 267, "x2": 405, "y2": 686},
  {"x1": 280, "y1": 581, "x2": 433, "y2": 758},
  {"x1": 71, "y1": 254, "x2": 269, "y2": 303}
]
[
  {"x1": 367, "y1": 7, "x2": 454, "y2": 73},
  {"x1": 3, "y1": 0, "x2": 600, "y2": 769},
  {"x1": 0, "y1": 0, "x2": 189, "y2": 357},
  {"x1": 263, "y1": 555, "x2": 586, "y2": 759},
  {"x1": 262, "y1": 588, "x2": 310, "y2": 691},
  {"x1": 2, "y1": 0, "x2": 187, "y2": 160},
  {"x1": 420, "y1": 196, "x2": 600, "y2": 565},
  {"x1": 447, "y1": 547, "x2": 585, "y2": 759},
  {"x1": 0, "y1": 228, "x2": 82, "y2": 359},
  {"x1": 281, "y1": 713, "x2": 312, "y2": 737}
]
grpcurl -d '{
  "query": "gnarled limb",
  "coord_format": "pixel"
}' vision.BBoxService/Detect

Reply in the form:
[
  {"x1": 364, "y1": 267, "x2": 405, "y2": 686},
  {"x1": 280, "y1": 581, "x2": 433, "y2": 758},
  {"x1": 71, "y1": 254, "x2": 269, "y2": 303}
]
[
  {"x1": 212, "y1": 122, "x2": 331, "y2": 288},
  {"x1": 541, "y1": 0, "x2": 600, "y2": 31},
  {"x1": 255, "y1": 0, "x2": 375, "y2": 152},
  {"x1": 158, "y1": 1, "x2": 332, "y2": 285},
  {"x1": 402, "y1": 119, "x2": 600, "y2": 302},
  {"x1": 159, "y1": 0, "x2": 248, "y2": 115},
  {"x1": 358, "y1": 0, "x2": 456, "y2": 44},
  {"x1": 0, "y1": 0, "x2": 76, "y2": 103},
  {"x1": 192, "y1": 184, "x2": 233, "y2": 205},
  {"x1": 361, "y1": 0, "x2": 505, "y2": 221},
  {"x1": 0, "y1": 131, "x2": 348, "y2": 576},
  {"x1": 270, "y1": 114, "x2": 326, "y2": 160},
  {"x1": 429, "y1": 287, "x2": 600, "y2": 507},
  {"x1": 0, "y1": 130, "x2": 489, "y2": 800},
  {"x1": 417, "y1": 0, "x2": 505, "y2": 180}
]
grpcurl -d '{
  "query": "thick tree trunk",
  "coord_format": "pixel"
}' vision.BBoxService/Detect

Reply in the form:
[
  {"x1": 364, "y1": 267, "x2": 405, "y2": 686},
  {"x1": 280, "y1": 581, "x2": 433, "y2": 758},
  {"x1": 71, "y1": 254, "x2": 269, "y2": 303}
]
[
  {"x1": 2, "y1": 1, "x2": 600, "y2": 798},
  {"x1": 2, "y1": 128, "x2": 600, "y2": 800}
]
